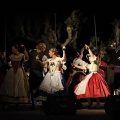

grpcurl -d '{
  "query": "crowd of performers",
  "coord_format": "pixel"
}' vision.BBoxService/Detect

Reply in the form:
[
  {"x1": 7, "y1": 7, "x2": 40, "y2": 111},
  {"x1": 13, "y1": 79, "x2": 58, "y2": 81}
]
[
  {"x1": 0, "y1": 41, "x2": 120, "y2": 110},
  {"x1": 67, "y1": 44, "x2": 110, "y2": 109}
]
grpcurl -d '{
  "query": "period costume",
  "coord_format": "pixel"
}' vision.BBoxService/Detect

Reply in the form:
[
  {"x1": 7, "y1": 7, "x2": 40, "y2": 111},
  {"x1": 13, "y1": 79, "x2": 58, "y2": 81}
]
[
  {"x1": 67, "y1": 58, "x2": 88, "y2": 95},
  {"x1": 40, "y1": 57, "x2": 67, "y2": 93},
  {"x1": 74, "y1": 57, "x2": 110, "y2": 99},
  {"x1": 38, "y1": 57, "x2": 68, "y2": 100},
  {"x1": 0, "y1": 53, "x2": 31, "y2": 103}
]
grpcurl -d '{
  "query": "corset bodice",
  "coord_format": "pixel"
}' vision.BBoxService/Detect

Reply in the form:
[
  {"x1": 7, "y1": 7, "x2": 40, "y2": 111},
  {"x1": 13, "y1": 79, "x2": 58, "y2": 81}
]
[
  {"x1": 88, "y1": 63, "x2": 98, "y2": 72},
  {"x1": 48, "y1": 57, "x2": 62, "y2": 75}
]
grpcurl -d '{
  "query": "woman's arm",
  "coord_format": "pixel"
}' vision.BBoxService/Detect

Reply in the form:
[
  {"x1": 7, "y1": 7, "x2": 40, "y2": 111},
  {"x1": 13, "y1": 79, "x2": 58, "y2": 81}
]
[
  {"x1": 37, "y1": 59, "x2": 48, "y2": 66},
  {"x1": 20, "y1": 44, "x2": 29, "y2": 61},
  {"x1": 61, "y1": 46, "x2": 66, "y2": 61},
  {"x1": 84, "y1": 44, "x2": 95, "y2": 59},
  {"x1": 72, "y1": 63, "x2": 87, "y2": 70},
  {"x1": 80, "y1": 47, "x2": 84, "y2": 56}
]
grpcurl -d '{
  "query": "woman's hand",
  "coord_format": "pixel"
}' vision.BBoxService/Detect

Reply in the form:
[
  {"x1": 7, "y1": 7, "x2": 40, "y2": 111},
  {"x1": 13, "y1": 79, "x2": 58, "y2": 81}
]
[
  {"x1": 20, "y1": 44, "x2": 25, "y2": 49},
  {"x1": 62, "y1": 46, "x2": 66, "y2": 50},
  {"x1": 71, "y1": 63, "x2": 74, "y2": 68},
  {"x1": 71, "y1": 63, "x2": 87, "y2": 70},
  {"x1": 36, "y1": 55, "x2": 39, "y2": 61},
  {"x1": 84, "y1": 44, "x2": 89, "y2": 50}
]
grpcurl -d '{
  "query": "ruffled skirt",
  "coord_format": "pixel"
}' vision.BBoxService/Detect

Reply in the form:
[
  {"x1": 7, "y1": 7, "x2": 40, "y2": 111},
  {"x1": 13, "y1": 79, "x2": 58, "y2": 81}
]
[
  {"x1": 0, "y1": 68, "x2": 31, "y2": 103},
  {"x1": 74, "y1": 73, "x2": 111, "y2": 99}
]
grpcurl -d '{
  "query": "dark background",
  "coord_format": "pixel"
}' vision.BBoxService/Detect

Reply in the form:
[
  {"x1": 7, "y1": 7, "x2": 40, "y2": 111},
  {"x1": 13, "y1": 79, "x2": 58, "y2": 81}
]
[{"x1": 0, "y1": 0, "x2": 120, "y2": 52}]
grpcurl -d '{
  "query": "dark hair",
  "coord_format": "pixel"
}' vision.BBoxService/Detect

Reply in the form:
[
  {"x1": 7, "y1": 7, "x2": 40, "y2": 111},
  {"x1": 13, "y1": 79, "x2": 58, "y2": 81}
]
[
  {"x1": 12, "y1": 44, "x2": 20, "y2": 51},
  {"x1": 90, "y1": 46, "x2": 100, "y2": 56}
]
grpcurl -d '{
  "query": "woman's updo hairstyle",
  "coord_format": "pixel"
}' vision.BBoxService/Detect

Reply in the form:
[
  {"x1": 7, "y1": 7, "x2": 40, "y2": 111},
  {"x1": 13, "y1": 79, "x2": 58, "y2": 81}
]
[{"x1": 50, "y1": 48, "x2": 58, "y2": 55}]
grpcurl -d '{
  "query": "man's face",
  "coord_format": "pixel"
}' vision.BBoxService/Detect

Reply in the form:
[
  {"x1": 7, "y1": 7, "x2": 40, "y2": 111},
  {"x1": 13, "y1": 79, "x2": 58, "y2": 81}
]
[{"x1": 41, "y1": 46, "x2": 46, "y2": 52}]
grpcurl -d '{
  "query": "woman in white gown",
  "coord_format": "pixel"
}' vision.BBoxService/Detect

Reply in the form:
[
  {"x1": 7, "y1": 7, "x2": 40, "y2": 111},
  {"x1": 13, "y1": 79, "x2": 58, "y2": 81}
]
[
  {"x1": 37, "y1": 46, "x2": 69, "y2": 101},
  {"x1": 0, "y1": 44, "x2": 31, "y2": 109}
]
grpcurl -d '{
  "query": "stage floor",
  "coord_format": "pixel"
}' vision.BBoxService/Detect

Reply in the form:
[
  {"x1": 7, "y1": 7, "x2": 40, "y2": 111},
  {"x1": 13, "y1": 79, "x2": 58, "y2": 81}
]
[{"x1": 0, "y1": 101, "x2": 114, "y2": 120}]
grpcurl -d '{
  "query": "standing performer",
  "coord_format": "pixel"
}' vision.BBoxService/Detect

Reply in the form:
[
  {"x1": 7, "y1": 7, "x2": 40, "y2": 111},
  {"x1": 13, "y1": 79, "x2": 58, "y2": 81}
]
[
  {"x1": 67, "y1": 47, "x2": 87, "y2": 93},
  {"x1": 67, "y1": 47, "x2": 89, "y2": 108},
  {"x1": 38, "y1": 46, "x2": 69, "y2": 101},
  {"x1": 0, "y1": 44, "x2": 31, "y2": 109},
  {"x1": 28, "y1": 42, "x2": 47, "y2": 109},
  {"x1": 73, "y1": 44, "x2": 111, "y2": 109}
]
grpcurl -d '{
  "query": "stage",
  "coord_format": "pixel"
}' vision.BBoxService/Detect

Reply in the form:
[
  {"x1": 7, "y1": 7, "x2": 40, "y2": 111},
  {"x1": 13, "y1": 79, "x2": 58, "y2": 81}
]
[{"x1": 0, "y1": 101, "x2": 113, "y2": 120}]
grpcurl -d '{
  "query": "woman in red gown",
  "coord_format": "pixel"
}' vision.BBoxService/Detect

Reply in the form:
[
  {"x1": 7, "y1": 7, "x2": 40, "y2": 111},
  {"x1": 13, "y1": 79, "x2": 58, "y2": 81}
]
[{"x1": 73, "y1": 44, "x2": 111, "y2": 108}]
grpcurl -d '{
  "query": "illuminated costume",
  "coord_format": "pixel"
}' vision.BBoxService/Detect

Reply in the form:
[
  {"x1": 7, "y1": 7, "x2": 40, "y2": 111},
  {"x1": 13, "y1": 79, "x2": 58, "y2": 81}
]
[
  {"x1": 40, "y1": 57, "x2": 67, "y2": 94},
  {"x1": 67, "y1": 58, "x2": 88, "y2": 92},
  {"x1": 74, "y1": 57, "x2": 110, "y2": 99},
  {"x1": 98, "y1": 61, "x2": 107, "y2": 79},
  {"x1": 72, "y1": 58, "x2": 88, "y2": 81}
]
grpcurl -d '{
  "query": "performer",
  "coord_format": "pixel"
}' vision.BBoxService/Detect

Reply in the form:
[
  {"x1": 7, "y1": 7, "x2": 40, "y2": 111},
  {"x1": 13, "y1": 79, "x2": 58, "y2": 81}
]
[
  {"x1": 37, "y1": 46, "x2": 69, "y2": 101},
  {"x1": 28, "y1": 42, "x2": 47, "y2": 109},
  {"x1": 67, "y1": 47, "x2": 89, "y2": 108},
  {"x1": 0, "y1": 51, "x2": 7, "y2": 87},
  {"x1": 106, "y1": 43, "x2": 120, "y2": 94},
  {"x1": 73, "y1": 44, "x2": 111, "y2": 109},
  {"x1": 0, "y1": 44, "x2": 31, "y2": 109},
  {"x1": 67, "y1": 47, "x2": 88, "y2": 92}
]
